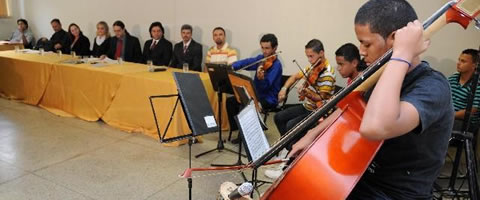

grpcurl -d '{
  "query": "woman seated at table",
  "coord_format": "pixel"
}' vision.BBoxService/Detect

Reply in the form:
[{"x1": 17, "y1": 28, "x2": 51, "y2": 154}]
[
  {"x1": 142, "y1": 21, "x2": 172, "y2": 66},
  {"x1": 91, "y1": 21, "x2": 111, "y2": 58},
  {"x1": 68, "y1": 23, "x2": 91, "y2": 56}
]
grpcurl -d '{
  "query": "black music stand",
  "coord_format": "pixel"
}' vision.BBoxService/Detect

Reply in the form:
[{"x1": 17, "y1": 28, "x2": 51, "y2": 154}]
[
  {"x1": 235, "y1": 101, "x2": 273, "y2": 197},
  {"x1": 148, "y1": 72, "x2": 218, "y2": 200},
  {"x1": 435, "y1": 50, "x2": 480, "y2": 199},
  {"x1": 195, "y1": 63, "x2": 237, "y2": 166},
  {"x1": 228, "y1": 71, "x2": 268, "y2": 131}
]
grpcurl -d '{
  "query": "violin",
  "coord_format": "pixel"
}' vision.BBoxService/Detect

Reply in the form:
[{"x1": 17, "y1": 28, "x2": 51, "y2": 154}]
[
  {"x1": 298, "y1": 57, "x2": 325, "y2": 102},
  {"x1": 259, "y1": 55, "x2": 277, "y2": 71},
  {"x1": 236, "y1": 51, "x2": 282, "y2": 71}
]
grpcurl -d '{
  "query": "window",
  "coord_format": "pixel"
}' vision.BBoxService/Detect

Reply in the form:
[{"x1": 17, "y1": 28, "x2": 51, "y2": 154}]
[{"x1": 0, "y1": 0, "x2": 9, "y2": 18}]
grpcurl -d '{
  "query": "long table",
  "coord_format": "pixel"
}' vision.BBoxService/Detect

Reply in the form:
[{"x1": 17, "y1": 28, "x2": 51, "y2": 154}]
[
  {"x1": 0, "y1": 50, "x2": 228, "y2": 146},
  {"x1": 0, "y1": 42, "x2": 23, "y2": 51}
]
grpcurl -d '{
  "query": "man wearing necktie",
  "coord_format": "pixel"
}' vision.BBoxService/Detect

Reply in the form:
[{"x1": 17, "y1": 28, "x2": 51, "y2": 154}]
[
  {"x1": 170, "y1": 24, "x2": 203, "y2": 72},
  {"x1": 142, "y1": 21, "x2": 172, "y2": 66},
  {"x1": 104, "y1": 20, "x2": 142, "y2": 63}
]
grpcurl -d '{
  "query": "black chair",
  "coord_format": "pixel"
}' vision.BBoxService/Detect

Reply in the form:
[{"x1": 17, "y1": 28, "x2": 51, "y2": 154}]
[{"x1": 261, "y1": 75, "x2": 291, "y2": 122}]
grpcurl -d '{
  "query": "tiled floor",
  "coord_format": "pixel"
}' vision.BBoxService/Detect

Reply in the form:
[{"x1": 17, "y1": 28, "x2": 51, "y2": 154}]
[
  {"x1": 1, "y1": 97, "x2": 477, "y2": 200},
  {"x1": 0, "y1": 98, "x2": 281, "y2": 200}
]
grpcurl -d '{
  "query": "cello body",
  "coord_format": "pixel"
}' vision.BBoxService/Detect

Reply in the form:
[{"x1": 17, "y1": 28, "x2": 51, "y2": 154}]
[
  {"x1": 259, "y1": 1, "x2": 478, "y2": 199},
  {"x1": 261, "y1": 91, "x2": 383, "y2": 200}
]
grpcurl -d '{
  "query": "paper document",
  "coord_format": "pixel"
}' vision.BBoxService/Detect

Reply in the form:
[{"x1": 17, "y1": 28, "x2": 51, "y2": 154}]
[{"x1": 236, "y1": 101, "x2": 270, "y2": 162}]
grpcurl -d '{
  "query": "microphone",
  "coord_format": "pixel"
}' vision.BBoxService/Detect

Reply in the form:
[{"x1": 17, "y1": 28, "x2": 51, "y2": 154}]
[{"x1": 228, "y1": 182, "x2": 253, "y2": 200}]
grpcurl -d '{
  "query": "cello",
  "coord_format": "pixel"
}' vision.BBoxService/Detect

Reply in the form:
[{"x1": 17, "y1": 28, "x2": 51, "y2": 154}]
[{"x1": 255, "y1": 1, "x2": 480, "y2": 199}]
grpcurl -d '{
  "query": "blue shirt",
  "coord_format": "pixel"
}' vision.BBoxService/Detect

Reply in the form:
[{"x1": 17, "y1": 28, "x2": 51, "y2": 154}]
[{"x1": 232, "y1": 54, "x2": 282, "y2": 107}]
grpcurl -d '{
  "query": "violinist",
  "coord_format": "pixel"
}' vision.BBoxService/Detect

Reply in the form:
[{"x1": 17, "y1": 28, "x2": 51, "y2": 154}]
[
  {"x1": 288, "y1": 0, "x2": 453, "y2": 199},
  {"x1": 265, "y1": 39, "x2": 335, "y2": 179},
  {"x1": 227, "y1": 33, "x2": 282, "y2": 143}
]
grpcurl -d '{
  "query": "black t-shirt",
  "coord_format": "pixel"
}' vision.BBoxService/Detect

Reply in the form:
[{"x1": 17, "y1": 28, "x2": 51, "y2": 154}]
[
  {"x1": 50, "y1": 29, "x2": 71, "y2": 54},
  {"x1": 349, "y1": 61, "x2": 454, "y2": 199}
]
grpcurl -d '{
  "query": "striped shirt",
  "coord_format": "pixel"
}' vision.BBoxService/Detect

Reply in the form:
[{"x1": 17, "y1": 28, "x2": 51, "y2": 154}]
[
  {"x1": 448, "y1": 72, "x2": 480, "y2": 126},
  {"x1": 206, "y1": 42, "x2": 238, "y2": 65},
  {"x1": 302, "y1": 59, "x2": 335, "y2": 111}
]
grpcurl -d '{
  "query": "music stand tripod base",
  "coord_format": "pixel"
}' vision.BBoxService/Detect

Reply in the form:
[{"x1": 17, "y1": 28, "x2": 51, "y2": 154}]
[{"x1": 196, "y1": 63, "x2": 243, "y2": 166}]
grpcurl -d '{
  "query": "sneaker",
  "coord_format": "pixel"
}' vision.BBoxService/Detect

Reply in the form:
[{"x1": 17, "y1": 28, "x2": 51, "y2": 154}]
[
  {"x1": 270, "y1": 148, "x2": 289, "y2": 161},
  {"x1": 278, "y1": 148, "x2": 288, "y2": 159},
  {"x1": 264, "y1": 163, "x2": 286, "y2": 180}
]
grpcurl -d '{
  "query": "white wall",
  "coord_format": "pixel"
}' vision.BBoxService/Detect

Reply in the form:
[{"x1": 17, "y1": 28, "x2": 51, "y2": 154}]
[
  {"x1": 0, "y1": 0, "x2": 23, "y2": 40},
  {"x1": 7, "y1": 0, "x2": 480, "y2": 85}
]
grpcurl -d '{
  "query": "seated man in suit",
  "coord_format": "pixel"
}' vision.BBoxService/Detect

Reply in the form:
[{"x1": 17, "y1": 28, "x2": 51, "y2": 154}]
[
  {"x1": 170, "y1": 24, "x2": 203, "y2": 71},
  {"x1": 448, "y1": 49, "x2": 480, "y2": 132},
  {"x1": 49, "y1": 18, "x2": 71, "y2": 53},
  {"x1": 142, "y1": 21, "x2": 173, "y2": 66},
  {"x1": 103, "y1": 20, "x2": 142, "y2": 63},
  {"x1": 9, "y1": 18, "x2": 35, "y2": 49},
  {"x1": 228, "y1": 33, "x2": 283, "y2": 143},
  {"x1": 205, "y1": 27, "x2": 238, "y2": 65}
]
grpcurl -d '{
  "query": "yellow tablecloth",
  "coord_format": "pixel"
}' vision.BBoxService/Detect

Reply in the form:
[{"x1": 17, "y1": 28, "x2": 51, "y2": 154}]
[
  {"x1": 39, "y1": 61, "x2": 147, "y2": 121},
  {"x1": 0, "y1": 51, "x2": 63, "y2": 104},
  {"x1": 0, "y1": 50, "x2": 229, "y2": 146},
  {"x1": 102, "y1": 68, "x2": 228, "y2": 146}
]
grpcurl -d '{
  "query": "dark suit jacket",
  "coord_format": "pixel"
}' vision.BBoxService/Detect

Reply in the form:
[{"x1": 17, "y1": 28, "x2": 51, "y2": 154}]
[
  {"x1": 106, "y1": 33, "x2": 142, "y2": 63},
  {"x1": 91, "y1": 37, "x2": 111, "y2": 58},
  {"x1": 50, "y1": 29, "x2": 71, "y2": 54},
  {"x1": 170, "y1": 39, "x2": 203, "y2": 72},
  {"x1": 70, "y1": 34, "x2": 91, "y2": 56},
  {"x1": 142, "y1": 37, "x2": 172, "y2": 66}
]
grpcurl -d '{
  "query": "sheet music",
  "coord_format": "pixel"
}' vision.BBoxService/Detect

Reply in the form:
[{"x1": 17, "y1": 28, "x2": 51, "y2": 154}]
[{"x1": 237, "y1": 102, "x2": 270, "y2": 162}]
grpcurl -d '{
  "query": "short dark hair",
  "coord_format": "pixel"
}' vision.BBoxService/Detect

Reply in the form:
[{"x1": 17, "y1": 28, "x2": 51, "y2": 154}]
[
  {"x1": 181, "y1": 24, "x2": 192, "y2": 32},
  {"x1": 50, "y1": 18, "x2": 61, "y2": 24},
  {"x1": 305, "y1": 39, "x2": 324, "y2": 53},
  {"x1": 355, "y1": 0, "x2": 418, "y2": 38},
  {"x1": 462, "y1": 49, "x2": 479, "y2": 64},
  {"x1": 335, "y1": 43, "x2": 367, "y2": 71},
  {"x1": 17, "y1": 18, "x2": 28, "y2": 28},
  {"x1": 149, "y1": 21, "x2": 165, "y2": 38},
  {"x1": 212, "y1": 27, "x2": 225, "y2": 35},
  {"x1": 113, "y1": 20, "x2": 125, "y2": 29},
  {"x1": 260, "y1": 33, "x2": 278, "y2": 48}
]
